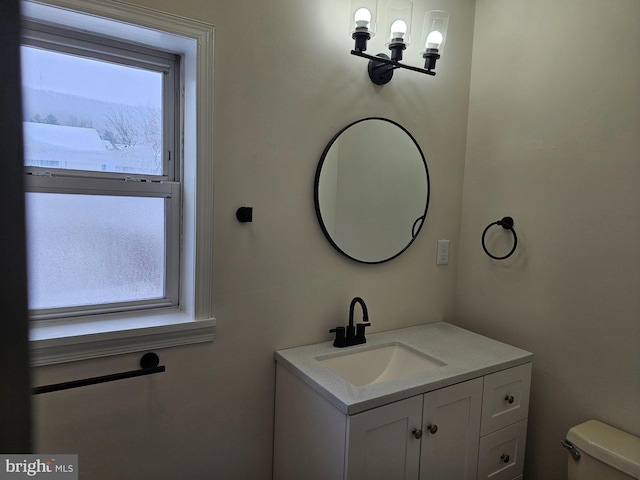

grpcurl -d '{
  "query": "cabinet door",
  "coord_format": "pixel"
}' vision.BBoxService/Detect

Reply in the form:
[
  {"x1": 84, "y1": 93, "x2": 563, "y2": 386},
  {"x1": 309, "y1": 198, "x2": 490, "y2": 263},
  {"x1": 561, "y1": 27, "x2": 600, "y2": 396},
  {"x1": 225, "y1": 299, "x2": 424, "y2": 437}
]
[
  {"x1": 419, "y1": 378, "x2": 483, "y2": 480},
  {"x1": 346, "y1": 395, "x2": 423, "y2": 480}
]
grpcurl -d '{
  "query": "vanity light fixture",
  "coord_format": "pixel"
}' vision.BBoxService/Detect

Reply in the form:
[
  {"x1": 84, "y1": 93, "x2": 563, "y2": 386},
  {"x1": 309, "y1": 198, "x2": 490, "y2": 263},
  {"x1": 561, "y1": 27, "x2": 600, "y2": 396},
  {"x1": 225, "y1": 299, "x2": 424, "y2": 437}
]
[{"x1": 350, "y1": 0, "x2": 450, "y2": 85}]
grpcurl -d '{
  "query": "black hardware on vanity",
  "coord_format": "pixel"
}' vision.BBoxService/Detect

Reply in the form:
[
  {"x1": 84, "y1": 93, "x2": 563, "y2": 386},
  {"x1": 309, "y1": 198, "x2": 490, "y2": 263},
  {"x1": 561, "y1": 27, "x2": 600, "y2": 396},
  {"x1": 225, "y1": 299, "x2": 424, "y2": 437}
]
[
  {"x1": 32, "y1": 352, "x2": 165, "y2": 395},
  {"x1": 329, "y1": 297, "x2": 371, "y2": 348},
  {"x1": 481, "y1": 216, "x2": 518, "y2": 260}
]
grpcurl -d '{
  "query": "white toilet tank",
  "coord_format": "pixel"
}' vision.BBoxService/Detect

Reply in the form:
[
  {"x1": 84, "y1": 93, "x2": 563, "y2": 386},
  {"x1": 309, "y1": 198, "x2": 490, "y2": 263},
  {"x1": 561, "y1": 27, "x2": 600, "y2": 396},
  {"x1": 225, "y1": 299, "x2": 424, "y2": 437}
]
[{"x1": 565, "y1": 420, "x2": 640, "y2": 480}]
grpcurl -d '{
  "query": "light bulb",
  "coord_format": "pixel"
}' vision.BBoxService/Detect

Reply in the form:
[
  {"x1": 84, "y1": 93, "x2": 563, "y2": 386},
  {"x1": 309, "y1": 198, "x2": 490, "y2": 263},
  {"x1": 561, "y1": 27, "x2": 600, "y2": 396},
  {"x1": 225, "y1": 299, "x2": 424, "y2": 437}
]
[
  {"x1": 390, "y1": 19, "x2": 407, "y2": 41},
  {"x1": 391, "y1": 20, "x2": 407, "y2": 41},
  {"x1": 425, "y1": 30, "x2": 443, "y2": 49},
  {"x1": 354, "y1": 7, "x2": 372, "y2": 29}
]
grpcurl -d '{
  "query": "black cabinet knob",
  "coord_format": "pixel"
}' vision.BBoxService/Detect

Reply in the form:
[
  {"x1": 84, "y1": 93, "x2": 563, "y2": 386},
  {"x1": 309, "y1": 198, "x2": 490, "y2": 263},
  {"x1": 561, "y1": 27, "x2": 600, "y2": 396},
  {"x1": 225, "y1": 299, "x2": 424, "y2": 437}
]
[{"x1": 505, "y1": 394, "x2": 515, "y2": 404}]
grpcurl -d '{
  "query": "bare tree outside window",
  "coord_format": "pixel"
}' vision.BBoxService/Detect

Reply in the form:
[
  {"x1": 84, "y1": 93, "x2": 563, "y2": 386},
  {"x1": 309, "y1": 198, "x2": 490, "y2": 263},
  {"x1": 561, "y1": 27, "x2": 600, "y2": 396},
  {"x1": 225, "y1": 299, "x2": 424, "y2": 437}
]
[
  {"x1": 136, "y1": 104, "x2": 162, "y2": 169},
  {"x1": 103, "y1": 108, "x2": 139, "y2": 149}
]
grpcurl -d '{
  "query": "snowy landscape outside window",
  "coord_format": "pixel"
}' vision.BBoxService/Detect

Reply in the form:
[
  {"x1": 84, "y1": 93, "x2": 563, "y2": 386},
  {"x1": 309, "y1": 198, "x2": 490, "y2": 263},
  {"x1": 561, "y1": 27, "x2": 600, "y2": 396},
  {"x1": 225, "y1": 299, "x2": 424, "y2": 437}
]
[{"x1": 22, "y1": 21, "x2": 182, "y2": 320}]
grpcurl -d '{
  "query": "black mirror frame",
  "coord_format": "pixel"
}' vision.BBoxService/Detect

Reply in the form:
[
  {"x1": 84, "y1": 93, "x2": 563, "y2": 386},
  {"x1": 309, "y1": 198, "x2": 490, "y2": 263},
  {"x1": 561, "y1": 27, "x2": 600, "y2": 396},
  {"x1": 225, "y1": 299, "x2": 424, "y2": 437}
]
[{"x1": 314, "y1": 117, "x2": 430, "y2": 264}]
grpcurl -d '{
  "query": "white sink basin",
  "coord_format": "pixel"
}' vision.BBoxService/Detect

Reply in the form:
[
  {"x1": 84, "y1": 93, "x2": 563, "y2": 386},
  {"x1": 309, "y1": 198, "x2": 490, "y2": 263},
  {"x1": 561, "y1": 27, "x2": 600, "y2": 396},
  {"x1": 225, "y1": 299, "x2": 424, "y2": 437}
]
[{"x1": 316, "y1": 342, "x2": 446, "y2": 387}]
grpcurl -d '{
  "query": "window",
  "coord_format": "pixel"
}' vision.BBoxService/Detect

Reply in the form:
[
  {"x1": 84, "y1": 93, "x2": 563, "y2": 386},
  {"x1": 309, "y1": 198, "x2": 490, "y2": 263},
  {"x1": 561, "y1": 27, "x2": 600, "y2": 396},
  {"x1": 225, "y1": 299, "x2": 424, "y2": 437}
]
[
  {"x1": 23, "y1": 22, "x2": 180, "y2": 319},
  {"x1": 22, "y1": 0, "x2": 215, "y2": 366}
]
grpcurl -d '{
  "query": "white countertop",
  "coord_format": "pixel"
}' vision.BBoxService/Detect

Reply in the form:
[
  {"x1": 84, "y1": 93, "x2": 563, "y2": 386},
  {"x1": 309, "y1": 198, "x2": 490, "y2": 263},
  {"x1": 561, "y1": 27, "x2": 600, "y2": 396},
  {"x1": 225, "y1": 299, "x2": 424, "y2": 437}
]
[{"x1": 275, "y1": 322, "x2": 533, "y2": 415}]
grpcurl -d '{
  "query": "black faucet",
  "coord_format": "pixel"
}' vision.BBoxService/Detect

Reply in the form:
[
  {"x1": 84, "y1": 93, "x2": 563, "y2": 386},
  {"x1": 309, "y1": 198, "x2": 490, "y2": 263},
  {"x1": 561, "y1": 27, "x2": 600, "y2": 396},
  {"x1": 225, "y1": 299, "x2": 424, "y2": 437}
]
[{"x1": 330, "y1": 297, "x2": 371, "y2": 348}]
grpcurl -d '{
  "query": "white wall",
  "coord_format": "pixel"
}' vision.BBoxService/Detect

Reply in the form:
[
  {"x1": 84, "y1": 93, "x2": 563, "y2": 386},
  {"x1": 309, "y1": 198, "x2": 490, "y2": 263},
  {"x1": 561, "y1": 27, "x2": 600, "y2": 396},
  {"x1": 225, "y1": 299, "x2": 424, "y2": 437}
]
[
  {"x1": 31, "y1": 0, "x2": 476, "y2": 478},
  {"x1": 456, "y1": 1, "x2": 640, "y2": 479}
]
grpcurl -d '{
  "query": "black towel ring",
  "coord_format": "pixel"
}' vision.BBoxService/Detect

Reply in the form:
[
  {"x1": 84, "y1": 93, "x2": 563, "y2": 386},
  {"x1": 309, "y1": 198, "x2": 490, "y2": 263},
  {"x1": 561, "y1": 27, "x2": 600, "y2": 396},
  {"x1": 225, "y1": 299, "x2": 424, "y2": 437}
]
[
  {"x1": 411, "y1": 216, "x2": 425, "y2": 239},
  {"x1": 482, "y1": 216, "x2": 518, "y2": 260}
]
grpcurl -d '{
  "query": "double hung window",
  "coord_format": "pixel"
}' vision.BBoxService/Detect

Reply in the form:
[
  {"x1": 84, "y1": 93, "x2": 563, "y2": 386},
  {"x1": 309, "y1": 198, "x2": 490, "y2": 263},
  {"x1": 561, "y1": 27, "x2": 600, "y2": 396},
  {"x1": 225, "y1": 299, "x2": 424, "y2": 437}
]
[
  {"x1": 21, "y1": 0, "x2": 215, "y2": 365},
  {"x1": 22, "y1": 22, "x2": 181, "y2": 320}
]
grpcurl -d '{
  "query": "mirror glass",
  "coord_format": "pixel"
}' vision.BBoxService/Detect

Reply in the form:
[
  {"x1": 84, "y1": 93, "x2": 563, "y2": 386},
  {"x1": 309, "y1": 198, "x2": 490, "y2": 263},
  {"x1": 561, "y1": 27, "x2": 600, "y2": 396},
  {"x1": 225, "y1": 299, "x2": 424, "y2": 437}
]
[{"x1": 314, "y1": 117, "x2": 430, "y2": 264}]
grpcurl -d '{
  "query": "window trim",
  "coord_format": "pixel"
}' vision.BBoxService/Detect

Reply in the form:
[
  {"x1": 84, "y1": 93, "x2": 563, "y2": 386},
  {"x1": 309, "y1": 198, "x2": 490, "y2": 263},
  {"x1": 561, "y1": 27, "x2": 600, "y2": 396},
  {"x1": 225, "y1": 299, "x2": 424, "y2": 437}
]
[
  {"x1": 22, "y1": 20, "x2": 178, "y2": 74},
  {"x1": 23, "y1": 0, "x2": 215, "y2": 366}
]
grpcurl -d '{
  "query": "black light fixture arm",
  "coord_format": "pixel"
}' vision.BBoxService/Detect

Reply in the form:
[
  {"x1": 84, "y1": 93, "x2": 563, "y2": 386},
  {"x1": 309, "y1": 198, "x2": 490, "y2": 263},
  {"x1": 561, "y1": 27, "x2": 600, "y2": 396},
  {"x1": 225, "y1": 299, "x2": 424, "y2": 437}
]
[{"x1": 351, "y1": 50, "x2": 436, "y2": 85}]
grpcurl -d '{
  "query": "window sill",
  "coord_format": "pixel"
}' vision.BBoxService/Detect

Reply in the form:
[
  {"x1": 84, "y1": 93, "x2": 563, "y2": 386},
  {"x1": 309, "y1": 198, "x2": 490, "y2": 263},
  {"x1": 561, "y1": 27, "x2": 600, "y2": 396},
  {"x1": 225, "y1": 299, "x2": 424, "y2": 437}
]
[{"x1": 30, "y1": 310, "x2": 216, "y2": 366}]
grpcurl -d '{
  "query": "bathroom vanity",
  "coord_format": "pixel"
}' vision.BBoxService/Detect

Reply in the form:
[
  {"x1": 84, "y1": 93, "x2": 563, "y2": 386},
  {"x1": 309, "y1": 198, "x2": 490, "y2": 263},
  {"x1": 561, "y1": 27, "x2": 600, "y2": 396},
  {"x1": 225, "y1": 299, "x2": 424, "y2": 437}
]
[{"x1": 273, "y1": 322, "x2": 532, "y2": 480}]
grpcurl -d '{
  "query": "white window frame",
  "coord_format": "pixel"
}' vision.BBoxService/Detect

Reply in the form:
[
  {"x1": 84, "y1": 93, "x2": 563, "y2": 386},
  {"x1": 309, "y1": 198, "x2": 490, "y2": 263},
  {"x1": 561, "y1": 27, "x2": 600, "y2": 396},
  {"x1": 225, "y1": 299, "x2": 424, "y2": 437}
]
[
  {"x1": 23, "y1": 0, "x2": 216, "y2": 366},
  {"x1": 23, "y1": 22, "x2": 182, "y2": 319}
]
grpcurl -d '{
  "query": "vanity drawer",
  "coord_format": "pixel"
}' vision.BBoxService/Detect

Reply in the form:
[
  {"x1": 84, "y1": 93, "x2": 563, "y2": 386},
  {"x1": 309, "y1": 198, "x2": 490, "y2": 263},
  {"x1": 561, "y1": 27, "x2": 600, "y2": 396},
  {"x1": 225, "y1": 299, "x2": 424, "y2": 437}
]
[
  {"x1": 477, "y1": 420, "x2": 527, "y2": 480},
  {"x1": 480, "y1": 363, "x2": 531, "y2": 436}
]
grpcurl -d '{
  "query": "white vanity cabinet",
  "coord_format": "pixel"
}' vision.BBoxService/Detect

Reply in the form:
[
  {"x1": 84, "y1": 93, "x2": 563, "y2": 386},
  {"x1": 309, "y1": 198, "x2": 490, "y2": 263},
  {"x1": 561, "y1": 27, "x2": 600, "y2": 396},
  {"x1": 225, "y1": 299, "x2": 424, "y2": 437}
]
[
  {"x1": 273, "y1": 362, "x2": 531, "y2": 480},
  {"x1": 273, "y1": 323, "x2": 533, "y2": 480}
]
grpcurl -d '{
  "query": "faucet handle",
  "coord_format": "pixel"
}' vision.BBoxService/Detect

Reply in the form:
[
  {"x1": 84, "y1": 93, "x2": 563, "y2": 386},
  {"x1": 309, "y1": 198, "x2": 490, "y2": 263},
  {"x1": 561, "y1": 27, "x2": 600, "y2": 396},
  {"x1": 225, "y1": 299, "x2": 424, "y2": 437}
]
[
  {"x1": 329, "y1": 326, "x2": 348, "y2": 348},
  {"x1": 355, "y1": 322, "x2": 371, "y2": 342}
]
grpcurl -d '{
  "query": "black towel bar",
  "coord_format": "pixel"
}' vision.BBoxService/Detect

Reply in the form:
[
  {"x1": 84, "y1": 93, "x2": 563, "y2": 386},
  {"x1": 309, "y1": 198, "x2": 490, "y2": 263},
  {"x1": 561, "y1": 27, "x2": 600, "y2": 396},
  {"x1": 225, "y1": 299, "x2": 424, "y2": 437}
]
[{"x1": 32, "y1": 352, "x2": 165, "y2": 395}]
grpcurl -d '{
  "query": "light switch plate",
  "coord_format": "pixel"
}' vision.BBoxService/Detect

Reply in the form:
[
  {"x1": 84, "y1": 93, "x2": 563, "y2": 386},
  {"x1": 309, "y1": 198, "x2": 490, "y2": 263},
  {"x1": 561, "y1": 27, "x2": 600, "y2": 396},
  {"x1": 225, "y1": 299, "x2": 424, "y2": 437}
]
[{"x1": 437, "y1": 240, "x2": 449, "y2": 265}]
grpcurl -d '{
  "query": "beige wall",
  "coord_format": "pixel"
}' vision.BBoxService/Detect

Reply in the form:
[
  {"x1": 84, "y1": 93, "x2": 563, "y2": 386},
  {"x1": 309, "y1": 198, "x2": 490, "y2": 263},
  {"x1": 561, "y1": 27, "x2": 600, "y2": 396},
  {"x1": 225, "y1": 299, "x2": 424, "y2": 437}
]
[
  {"x1": 456, "y1": 0, "x2": 640, "y2": 479},
  {"x1": 32, "y1": 0, "x2": 475, "y2": 478},
  {"x1": 30, "y1": 1, "x2": 640, "y2": 479}
]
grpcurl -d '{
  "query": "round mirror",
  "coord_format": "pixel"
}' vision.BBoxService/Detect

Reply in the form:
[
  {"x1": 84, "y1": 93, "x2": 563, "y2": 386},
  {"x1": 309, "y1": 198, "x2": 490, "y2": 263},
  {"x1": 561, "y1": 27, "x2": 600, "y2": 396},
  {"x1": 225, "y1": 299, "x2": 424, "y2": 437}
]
[{"x1": 314, "y1": 117, "x2": 430, "y2": 264}]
